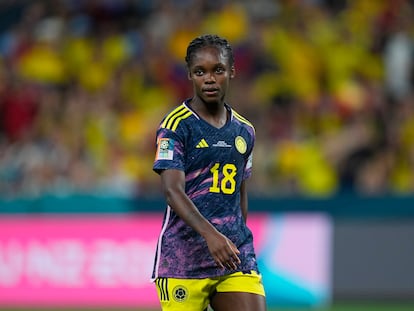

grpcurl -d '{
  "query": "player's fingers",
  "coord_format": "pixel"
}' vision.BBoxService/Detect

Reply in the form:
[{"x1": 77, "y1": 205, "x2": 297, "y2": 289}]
[
  {"x1": 232, "y1": 254, "x2": 241, "y2": 265},
  {"x1": 228, "y1": 240, "x2": 240, "y2": 254},
  {"x1": 225, "y1": 239, "x2": 241, "y2": 266},
  {"x1": 228, "y1": 260, "x2": 237, "y2": 270},
  {"x1": 214, "y1": 253, "x2": 227, "y2": 269},
  {"x1": 229, "y1": 246, "x2": 241, "y2": 264},
  {"x1": 226, "y1": 239, "x2": 240, "y2": 254},
  {"x1": 213, "y1": 238, "x2": 241, "y2": 269},
  {"x1": 224, "y1": 250, "x2": 240, "y2": 269},
  {"x1": 214, "y1": 256, "x2": 224, "y2": 269},
  {"x1": 216, "y1": 253, "x2": 237, "y2": 270}
]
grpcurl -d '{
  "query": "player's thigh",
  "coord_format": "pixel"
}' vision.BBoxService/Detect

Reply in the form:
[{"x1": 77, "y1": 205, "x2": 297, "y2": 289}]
[
  {"x1": 154, "y1": 277, "x2": 214, "y2": 311},
  {"x1": 210, "y1": 292, "x2": 266, "y2": 311}
]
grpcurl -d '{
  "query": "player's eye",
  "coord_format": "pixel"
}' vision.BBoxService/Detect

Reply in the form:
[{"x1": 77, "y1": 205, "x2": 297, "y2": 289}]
[
  {"x1": 194, "y1": 69, "x2": 204, "y2": 76},
  {"x1": 215, "y1": 67, "x2": 225, "y2": 74}
]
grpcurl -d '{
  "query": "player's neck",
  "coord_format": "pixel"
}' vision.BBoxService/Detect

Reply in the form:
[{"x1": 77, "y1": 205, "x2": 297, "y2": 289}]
[{"x1": 189, "y1": 98, "x2": 228, "y2": 128}]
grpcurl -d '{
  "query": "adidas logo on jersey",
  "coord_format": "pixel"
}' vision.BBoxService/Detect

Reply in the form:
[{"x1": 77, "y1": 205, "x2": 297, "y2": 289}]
[{"x1": 196, "y1": 139, "x2": 209, "y2": 148}]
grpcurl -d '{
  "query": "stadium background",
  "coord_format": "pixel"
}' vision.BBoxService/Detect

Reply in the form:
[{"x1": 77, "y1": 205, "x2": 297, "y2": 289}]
[{"x1": 0, "y1": 0, "x2": 414, "y2": 310}]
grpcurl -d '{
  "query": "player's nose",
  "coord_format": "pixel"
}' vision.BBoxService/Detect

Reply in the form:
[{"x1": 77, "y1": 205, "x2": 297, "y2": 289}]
[{"x1": 204, "y1": 72, "x2": 216, "y2": 83}]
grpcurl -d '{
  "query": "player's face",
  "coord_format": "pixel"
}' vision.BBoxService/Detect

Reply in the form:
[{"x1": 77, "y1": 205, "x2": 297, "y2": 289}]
[{"x1": 188, "y1": 46, "x2": 235, "y2": 105}]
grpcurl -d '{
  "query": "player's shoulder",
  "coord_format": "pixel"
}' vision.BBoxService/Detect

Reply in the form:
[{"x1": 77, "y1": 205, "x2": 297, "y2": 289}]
[
  {"x1": 231, "y1": 107, "x2": 255, "y2": 134},
  {"x1": 159, "y1": 101, "x2": 194, "y2": 132}
]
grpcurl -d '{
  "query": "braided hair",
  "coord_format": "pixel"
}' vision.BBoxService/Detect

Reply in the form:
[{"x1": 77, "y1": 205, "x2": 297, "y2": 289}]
[{"x1": 185, "y1": 34, "x2": 235, "y2": 68}]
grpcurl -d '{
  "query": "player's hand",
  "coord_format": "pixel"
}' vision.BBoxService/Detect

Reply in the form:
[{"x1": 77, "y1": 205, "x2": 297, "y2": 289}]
[{"x1": 205, "y1": 231, "x2": 241, "y2": 270}]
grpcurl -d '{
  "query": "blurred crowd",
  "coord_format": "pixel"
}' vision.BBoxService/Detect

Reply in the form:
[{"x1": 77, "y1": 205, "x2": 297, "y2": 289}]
[{"x1": 0, "y1": 0, "x2": 414, "y2": 199}]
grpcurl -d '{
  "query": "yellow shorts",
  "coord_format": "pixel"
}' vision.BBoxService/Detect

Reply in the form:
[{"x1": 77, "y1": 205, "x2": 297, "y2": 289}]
[{"x1": 155, "y1": 271, "x2": 265, "y2": 311}]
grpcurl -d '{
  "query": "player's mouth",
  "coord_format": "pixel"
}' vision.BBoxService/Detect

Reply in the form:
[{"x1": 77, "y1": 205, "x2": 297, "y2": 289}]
[{"x1": 203, "y1": 88, "x2": 219, "y2": 96}]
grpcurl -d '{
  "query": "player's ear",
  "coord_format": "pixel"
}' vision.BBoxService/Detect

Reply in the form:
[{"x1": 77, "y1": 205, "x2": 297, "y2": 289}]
[
  {"x1": 230, "y1": 66, "x2": 236, "y2": 79},
  {"x1": 187, "y1": 70, "x2": 192, "y2": 80}
]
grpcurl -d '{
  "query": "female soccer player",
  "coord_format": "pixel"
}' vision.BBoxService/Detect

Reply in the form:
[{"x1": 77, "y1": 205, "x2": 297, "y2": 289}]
[{"x1": 152, "y1": 34, "x2": 266, "y2": 311}]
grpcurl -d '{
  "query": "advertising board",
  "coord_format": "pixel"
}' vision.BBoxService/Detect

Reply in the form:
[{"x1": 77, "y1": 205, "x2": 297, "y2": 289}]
[{"x1": 0, "y1": 213, "x2": 331, "y2": 307}]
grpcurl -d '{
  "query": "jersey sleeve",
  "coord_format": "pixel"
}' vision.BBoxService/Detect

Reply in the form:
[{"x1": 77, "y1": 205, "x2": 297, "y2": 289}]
[
  {"x1": 243, "y1": 152, "x2": 253, "y2": 180},
  {"x1": 153, "y1": 126, "x2": 185, "y2": 174},
  {"x1": 242, "y1": 126, "x2": 255, "y2": 180}
]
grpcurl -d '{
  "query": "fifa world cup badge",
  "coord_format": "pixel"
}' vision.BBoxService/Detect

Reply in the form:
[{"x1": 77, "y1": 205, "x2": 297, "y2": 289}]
[{"x1": 156, "y1": 138, "x2": 174, "y2": 160}]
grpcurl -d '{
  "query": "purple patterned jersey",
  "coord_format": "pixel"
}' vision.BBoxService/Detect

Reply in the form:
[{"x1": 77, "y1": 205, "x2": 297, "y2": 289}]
[{"x1": 152, "y1": 100, "x2": 259, "y2": 279}]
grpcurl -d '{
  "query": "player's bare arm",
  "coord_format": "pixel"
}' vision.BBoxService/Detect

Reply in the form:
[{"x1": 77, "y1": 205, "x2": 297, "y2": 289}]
[
  {"x1": 160, "y1": 168, "x2": 241, "y2": 269},
  {"x1": 240, "y1": 180, "x2": 248, "y2": 222}
]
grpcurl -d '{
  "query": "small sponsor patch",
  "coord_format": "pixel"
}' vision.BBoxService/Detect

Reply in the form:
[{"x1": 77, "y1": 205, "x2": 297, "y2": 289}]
[
  {"x1": 156, "y1": 138, "x2": 174, "y2": 160},
  {"x1": 212, "y1": 140, "x2": 232, "y2": 148}
]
